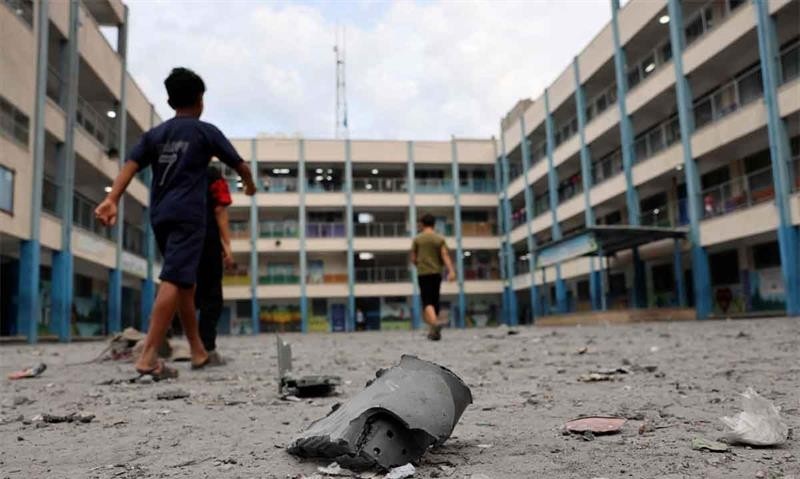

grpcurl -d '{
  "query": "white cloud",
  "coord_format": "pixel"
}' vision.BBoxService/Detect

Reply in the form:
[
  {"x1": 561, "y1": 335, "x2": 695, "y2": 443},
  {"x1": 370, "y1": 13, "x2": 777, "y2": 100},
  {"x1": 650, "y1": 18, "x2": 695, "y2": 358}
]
[{"x1": 126, "y1": 0, "x2": 611, "y2": 140}]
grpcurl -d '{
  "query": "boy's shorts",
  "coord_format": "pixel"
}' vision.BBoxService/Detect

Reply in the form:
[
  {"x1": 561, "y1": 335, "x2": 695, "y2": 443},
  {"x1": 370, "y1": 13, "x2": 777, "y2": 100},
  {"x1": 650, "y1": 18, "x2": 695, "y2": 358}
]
[
  {"x1": 153, "y1": 222, "x2": 205, "y2": 289},
  {"x1": 417, "y1": 273, "x2": 442, "y2": 315}
]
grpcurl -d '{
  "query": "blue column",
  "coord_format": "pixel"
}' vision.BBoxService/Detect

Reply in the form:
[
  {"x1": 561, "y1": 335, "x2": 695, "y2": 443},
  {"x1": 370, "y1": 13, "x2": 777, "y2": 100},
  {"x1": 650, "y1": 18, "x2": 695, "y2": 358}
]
[
  {"x1": 344, "y1": 139, "x2": 356, "y2": 331},
  {"x1": 610, "y1": 0, "x2": 647, "y2": 309},
  {"x1": 18, "y1": 0, "x2": 50, "y2": 343},
  {"x1": 298, "y1": 139, "x2": 308, "y2": 332},
  {"x1": 499, "y1": 135, "x2": 518, "y2": 326},
  {"x1": 753, "y1": 0, "x2": 800, "y2": 316},
  {"x1": 667, "y1": 0, "x2": 712, "y2": 318},
  {"x1": 673, "y1": 238, "x2": 687, "y2": 307},
  {"x1": 450, "y1": 138, "x2": 466, "y2": 329},
  {"x1": 493, "y1": 145, "x2": 511, "y2": 325},
  {"x1": 407, "y1": 141, "x2": 422, "y2": 329},
  {"x1": 141, "y1": 105, "x2": 157, "y2": 330},
  {"x1": 249, "y1": 139, "x2": 260, "y2": 334},
  {"x1": 51, "y1": 0, "x2": 80, "y2": 342},
  {"x1": 517, "y1": 118, "x2": 540, "y2": 321},
  {"x1": 108, "y1": 5, "x2": 129, "y2": 335},
  {"x1": 543, "y1": 90, "x2": 568, "y2": 313},
  {"x1": 572, "y1": 57, "x2": 603, "y2": 311}
]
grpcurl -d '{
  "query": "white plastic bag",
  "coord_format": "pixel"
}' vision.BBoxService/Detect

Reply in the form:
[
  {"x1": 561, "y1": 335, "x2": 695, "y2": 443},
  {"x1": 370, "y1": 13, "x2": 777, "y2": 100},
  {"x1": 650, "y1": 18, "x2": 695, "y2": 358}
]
[{"x1": 720, "y1": 387, "x2": 788, "y2": 446}]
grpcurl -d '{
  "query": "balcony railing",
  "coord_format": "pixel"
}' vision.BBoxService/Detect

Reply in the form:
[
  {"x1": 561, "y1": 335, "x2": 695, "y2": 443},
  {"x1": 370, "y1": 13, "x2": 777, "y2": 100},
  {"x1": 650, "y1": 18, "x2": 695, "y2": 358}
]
[
  {"x1": 355, "y1": 266, "x2": 410, "y2": 283},
  {"x1": 262, "y1": 177, "x2": 298, "y2": 193},
  {"x1": 43, "y1": 177, "x2": 59, "y2": 215},
  {"x1": 511, "y1": 209, "x2": 527, "y2": 229},
  {"x1": 355, "y1": 222, "x2": 408, "y2": 237},
  {"x1": 222, "y1": 274, "x2": 250, "y2": 286},
  {"x1": 701, "y1": 165, "x2": 776, "y2": 219},
  {"x1": 230, "y1": 221, "x2": 249, "y2": 239},
  {"x1": 462, "y1": 222, "x2": 496, "y2": 236},
  {"x1": 259, "y1": 273, "x2": 300, "y2": 285},
  {"x1": 73, "y1": 192, "x2": 113, "y2": 241},
  {"x1": 464, "y1": 265, "x2": 501, "y2": 280},
  {"x1": 639, "y1": 204, "x2": 675, "y2": 228},
  {"x1": 123, "y1": 222, "x2": 144, "y2": 256},
  {"x1": 47, "y1": 65, "x2": 62, "y2": 104},
  {"x1": 460, "y1": 178, "x2": 496, "y2": 193},
  {"x1": 307, "y1": 222, "x2": 345, "y2": 238},
  {"x1": 260, "y1": 221, "x2": 299, "y2": 238},
  {"x1": 353, "y1": 177, "x2": 407, "y2": 192},
  {"x1": 592, "y1": 149, "x2": 623, "y2": 185},
  {"x1": 307, "y1": 181, "x2": 343, "y2": 193},
  {"x1": 693, "y1": 64, "x2": 763, "y2": 131},
  {"x1": 633, "y1": 116, "x2": 681, "y2": 165},
  {"x1": 415, "y1": 178, "x2": 453, "y2": 193},
  {"x1": 77, "y1": 96, "x2": 118, "y2": 151},
  {"x1": 307, "y1": 272, "x2": 348, "y2": 284}
]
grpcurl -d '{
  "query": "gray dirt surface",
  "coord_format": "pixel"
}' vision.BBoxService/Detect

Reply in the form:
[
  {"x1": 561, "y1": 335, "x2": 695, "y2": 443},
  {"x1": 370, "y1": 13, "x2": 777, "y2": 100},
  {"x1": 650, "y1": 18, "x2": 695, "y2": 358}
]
[{"x1": 1, "y1": 317, "x2": 798, "y2": 478}]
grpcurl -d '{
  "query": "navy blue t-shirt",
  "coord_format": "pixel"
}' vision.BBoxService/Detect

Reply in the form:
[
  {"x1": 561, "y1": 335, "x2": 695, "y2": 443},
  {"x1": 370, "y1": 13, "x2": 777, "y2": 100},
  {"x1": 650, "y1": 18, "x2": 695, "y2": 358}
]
[{"x1": 128, "y1": 117, "x2": 243, "y2": 226}]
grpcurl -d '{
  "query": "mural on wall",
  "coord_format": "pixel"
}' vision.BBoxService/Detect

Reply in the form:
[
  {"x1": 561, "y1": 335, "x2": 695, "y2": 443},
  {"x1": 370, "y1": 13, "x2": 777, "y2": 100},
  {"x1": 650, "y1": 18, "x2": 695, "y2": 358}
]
[
  {"x1": 381, "y1": 297, "x2": 411, "y2": 330},
  {"x1": 749, "y1": 267, "x2": 786, "y2": 312},
  {"x1": 712, "y1": 284, "x2": 747, "y2": 315}
]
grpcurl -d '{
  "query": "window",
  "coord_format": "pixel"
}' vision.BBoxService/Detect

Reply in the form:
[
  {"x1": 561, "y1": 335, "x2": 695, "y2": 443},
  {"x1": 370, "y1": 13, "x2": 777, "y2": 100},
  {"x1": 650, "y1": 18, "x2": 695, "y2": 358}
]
[
  {"x1": 627, "y1": 67, "x2": 641, "y2": 89},
  {"x1": 661, "y1": 43, "x2": 673, "y2": 63},
  {"x1": 737, "y1": 68, "x2": 763, "y2": 106},
  {"x1": 685, "y1": 12, "x2": 705, "y2": 46},
  {"x1": 0, "y1": 94, "x2": 29, "y2": 146},
  {"x1": 781, "y1": 42, "x2": 799, "y2": 84},
  {"x1": 0, "y1": 164, "x2": 13, "y2": 213},
  {"x1": 652, "y1": 263, "x2": 674, "y2": 292},
  {"x1": 753, "y1": 241, "x2": 781, "y2": 269},
  {"x1": 641, "y1": 54, "x2": 656, "y2": 79}
]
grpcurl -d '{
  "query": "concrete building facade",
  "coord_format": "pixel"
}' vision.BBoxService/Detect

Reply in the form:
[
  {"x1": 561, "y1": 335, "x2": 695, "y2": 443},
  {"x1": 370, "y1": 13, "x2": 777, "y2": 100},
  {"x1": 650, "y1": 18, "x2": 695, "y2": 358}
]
[
  {"x1": 0, "y1": 0, "x2": 162, "y2": 341},
  {"x1": 2, "y1": 0, "x2": 798, "y2": 341}
]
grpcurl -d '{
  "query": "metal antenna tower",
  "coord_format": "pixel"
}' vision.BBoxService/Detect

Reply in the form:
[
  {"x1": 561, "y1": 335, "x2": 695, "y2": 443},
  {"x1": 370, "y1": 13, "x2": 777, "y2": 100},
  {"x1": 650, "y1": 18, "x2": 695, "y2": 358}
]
[{"x1": 334, "y1": 26, "x2": 349, "y2": 139}]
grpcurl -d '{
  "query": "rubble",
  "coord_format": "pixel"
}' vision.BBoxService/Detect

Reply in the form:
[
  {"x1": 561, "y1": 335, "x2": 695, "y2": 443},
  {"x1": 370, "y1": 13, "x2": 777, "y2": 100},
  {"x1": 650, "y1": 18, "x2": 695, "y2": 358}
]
[
  {"x1": 289, "y1": 355, "x2": 472, "y2": 470},
  {"x1": 278, "y1": 336, "x2": 341, "y2": 398},
  {"x1": 564, "y1": 417, "x2": 626, "y2": 435}
]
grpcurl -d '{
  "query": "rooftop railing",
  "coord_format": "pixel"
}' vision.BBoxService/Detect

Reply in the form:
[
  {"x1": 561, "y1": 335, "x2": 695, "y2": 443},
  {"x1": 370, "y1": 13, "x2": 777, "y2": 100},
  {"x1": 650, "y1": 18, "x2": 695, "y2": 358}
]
[
  {"x1": 307, "y1": 222, "x2": 345, "y2": 238},
  {"x1": 353, "y1": 177, "x2": 407, "y2": 192},
  {"x1": 355, "y1": 266, "x2": 410, "y2": 283},
  {"x1": 354, "y1": 222, "x2": 408, "y2": 237}
]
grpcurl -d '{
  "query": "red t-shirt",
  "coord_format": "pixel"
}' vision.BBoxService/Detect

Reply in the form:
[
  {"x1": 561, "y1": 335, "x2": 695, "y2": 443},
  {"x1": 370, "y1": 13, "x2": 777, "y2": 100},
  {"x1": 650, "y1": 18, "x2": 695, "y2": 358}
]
[{"x1": 209, "y1": 178, "x2": 232, "y2": 208}]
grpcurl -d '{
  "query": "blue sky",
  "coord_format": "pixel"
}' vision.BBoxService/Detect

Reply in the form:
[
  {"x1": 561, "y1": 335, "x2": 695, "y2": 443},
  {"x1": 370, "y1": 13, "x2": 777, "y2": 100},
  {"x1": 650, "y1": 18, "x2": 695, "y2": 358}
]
[{"x1": 124, "y1": 0, "x2": 613, "y2": 140}]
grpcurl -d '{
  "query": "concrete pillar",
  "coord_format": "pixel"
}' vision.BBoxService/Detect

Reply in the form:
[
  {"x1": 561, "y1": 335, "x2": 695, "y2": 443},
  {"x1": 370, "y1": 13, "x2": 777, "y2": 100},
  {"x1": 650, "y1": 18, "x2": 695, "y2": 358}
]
[
  {"x1": 407, "y1": 141, "x2": 422, "y2": 329},
  {"x1": 249, "y1": 139, "x2": 259, "y2": 334},
  {"x1": 298, "y1": 139, "x2": 308, "y2": 332},
  {"x1": 518, "y1": 117, "x2": 540, "y2": 321},
  {"x1": 543, "y1": 90, "x2": 567, "y2": 313},
  {"x1": 451, "y1": 138, "x2": 466, "y2": 329}
]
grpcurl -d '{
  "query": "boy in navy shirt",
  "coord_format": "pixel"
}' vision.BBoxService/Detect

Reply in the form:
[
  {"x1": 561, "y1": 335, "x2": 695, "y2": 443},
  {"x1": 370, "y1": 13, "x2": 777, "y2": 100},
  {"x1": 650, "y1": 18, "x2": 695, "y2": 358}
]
[{"x1": 95, "y1": 67, "x2": 256, "y2": 379}]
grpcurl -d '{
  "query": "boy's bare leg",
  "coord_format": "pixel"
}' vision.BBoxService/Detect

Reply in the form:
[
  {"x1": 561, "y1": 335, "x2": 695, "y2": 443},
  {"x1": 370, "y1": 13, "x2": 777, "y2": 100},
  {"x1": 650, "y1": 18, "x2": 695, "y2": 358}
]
[
  {"x1": 423, "y1": 305, "x2": 438, "y2": 327},
  {"x1": 176, "y1": 286, "x2": 208, "y2": 366},
  {"x1": 134, "y1": 282, "x2": 179, "y2": 372}
]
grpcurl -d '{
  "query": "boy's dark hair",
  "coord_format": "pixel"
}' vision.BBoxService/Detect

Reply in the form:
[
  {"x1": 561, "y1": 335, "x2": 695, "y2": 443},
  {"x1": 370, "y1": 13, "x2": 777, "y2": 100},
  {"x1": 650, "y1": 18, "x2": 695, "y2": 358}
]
[
  {"x1": 164, "y1": 67, "x2": 205, "y2": 108},
  {"x1": 207, "y1": 165, "x2": 222, "y2": 181},
  {"x1": 421, "y1": 213, "x2": 436, "y2": 227}
]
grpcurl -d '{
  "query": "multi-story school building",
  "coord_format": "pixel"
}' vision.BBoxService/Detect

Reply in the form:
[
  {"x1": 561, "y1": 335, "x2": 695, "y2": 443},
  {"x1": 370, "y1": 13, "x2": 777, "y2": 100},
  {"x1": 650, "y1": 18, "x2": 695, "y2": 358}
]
[{"x1": 1, "y1": 0, "x2": 798, "y2": 341}]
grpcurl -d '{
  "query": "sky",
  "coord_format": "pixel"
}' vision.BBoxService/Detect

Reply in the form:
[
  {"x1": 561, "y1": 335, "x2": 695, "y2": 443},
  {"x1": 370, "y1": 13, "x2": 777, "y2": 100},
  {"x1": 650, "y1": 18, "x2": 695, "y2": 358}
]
[{"x1": 123, "y1": 0, "x2": 613, "y2": 141}]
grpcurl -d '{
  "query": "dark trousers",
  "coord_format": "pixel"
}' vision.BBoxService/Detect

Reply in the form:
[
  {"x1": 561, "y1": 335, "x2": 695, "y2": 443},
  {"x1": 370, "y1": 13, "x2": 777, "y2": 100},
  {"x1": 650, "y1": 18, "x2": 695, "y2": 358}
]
[{"x1": 196, "y1": 237, "x2": 223, "y2": 352}]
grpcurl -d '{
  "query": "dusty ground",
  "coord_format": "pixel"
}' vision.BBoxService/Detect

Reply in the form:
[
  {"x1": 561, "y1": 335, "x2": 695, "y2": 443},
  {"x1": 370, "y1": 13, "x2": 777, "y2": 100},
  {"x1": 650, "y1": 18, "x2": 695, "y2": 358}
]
[{"x1": 1, "y1": 317, "x2": 799, "y2": 479}]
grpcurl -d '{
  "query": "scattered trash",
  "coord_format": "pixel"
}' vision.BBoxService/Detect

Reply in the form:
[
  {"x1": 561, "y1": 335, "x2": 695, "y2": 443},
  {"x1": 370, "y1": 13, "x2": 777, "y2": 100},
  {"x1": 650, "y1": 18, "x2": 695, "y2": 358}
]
[
  {"x1": 32, "y1": 412, "x2": 95, "y2": 424},
  {"x1": 691, "y1": 437, "x2": 729, "y2": 453},
  {"x1": 281, "y1": 395, "x2": 302, "y2": 402},
  {"x1": 720, "y1": 387, "x2": 788, "y2": 446},
  {"x1": 564, "y1": 417, "x2": 626, "y2": 435},
  {"x1": 649, "y1": 346, "x2": 660, "y2": 353},
  {"x1": 277, "y1": 336, "x2": 341, "y2": 398},
  {"x1": 576, "y1": 346, "x2": 588, "y2": 355},
  {"x1": 477, "y1": 444, "x2": 492, "y2": 449},
  {"x1": 289, "y1": 355, "x2": 472, "y2": 470},
  {"x1": 578, "y1": 367, "x2": 628, "y2": 382},
  {"x1": 8, "y1": 363, "x2": 46, "y2": 380},
  {"x1": 385, "y1": 463, "x2": 415, "y2": 479},
  {"x1": 156, "y1": 389, "x2": 190, "y2": 401},
  {"x1": 318, "y1": 462, "x2": 351, "y2": 476}
]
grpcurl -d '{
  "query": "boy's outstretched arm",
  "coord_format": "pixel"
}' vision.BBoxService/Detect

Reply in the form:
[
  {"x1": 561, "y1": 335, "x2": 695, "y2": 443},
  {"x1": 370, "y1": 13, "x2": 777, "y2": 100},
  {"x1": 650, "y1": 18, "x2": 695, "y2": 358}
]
[
  {"x1": 95, "y1": 161, "x2": 139, "y2": 226},
  {"x1": 215, "y1": 205, "x2": 234, "y2": 269},
  {"x1": 234, "y1": 162, "x2": 257, "y2": 196}
]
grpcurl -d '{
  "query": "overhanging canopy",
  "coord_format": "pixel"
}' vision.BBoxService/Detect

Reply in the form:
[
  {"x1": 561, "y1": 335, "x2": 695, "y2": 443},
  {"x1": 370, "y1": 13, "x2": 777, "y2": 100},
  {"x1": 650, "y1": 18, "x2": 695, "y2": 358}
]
[{"x1": 533, "y1": 225, "x2": 688, "y2": 269}]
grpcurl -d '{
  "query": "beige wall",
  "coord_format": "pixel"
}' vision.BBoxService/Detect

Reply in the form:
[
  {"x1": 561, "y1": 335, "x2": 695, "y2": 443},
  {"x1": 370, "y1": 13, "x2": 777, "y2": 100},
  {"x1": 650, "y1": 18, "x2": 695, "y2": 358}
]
[
  {"x1": 352, "y1": 140, "x2": 407, "y2": 163},
  {"x1": 618, "y1": 0, "x2": 665, "y2": 46},
  {"x1": 455, "y1": 139, "x2": 496, "y2": 165},
  {"x1": 683, "y1": 3, "x2": 755, "y2": 75}
]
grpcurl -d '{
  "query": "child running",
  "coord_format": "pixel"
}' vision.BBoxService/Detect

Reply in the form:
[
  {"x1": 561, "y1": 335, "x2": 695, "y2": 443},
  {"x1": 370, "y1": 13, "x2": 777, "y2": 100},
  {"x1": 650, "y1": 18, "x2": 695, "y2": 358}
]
[
  {"x1": 411, "y1": 213, "x2": 456, "y2": 341},
  {"x1": 95, "y1": 67, "x2": 256, "y2": 379}
]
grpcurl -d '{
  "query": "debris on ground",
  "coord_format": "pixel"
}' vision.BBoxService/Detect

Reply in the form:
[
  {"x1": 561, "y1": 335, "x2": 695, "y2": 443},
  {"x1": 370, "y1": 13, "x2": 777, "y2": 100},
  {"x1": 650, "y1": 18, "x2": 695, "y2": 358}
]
[
  {"x1": 1, "y1": 396, "x2": 34, "y2": 407},
  {"x1": 576, "y1": 346, "x2": 588, "y2": 355},
  {"x1": 692, "y1": 437, "x2": 730, "y2": 452},
  {"x1": 564, "y1": 417, "x2": 626, "y2": 435},
  {"x1": 156, "y1": 389, "x2": 190, "y2": 400},
  {"x1": 317, "y1": 462, "x2": 351, "y2": 476},
  {"x1": 32, "y1": 412, "x2": 95, "y2": 424},
  {"x1": 8, "y1": 363, "x2": 46, "y2": 380},
  {"x1": 720, "y1": 387, "x2": 788, "y2": 446},
  {"x1": 385, "y1": 463, "x2": 415, "y2": 479},
  {"x1": 578, "y1": 367, "x2": 629, "y2": 382},
  {"x1": 277, "y1": 336, "x2": 341, "y2": 398},
  {"x1": 289, "y1": 355, "x2": 472, "y2": 470}
]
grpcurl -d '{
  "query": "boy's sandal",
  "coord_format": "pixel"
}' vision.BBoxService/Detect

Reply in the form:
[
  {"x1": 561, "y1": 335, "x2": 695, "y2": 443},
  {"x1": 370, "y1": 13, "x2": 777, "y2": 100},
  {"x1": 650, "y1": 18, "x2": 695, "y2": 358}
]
[
  {"x1": 190, "y1": 356, "x2": 211, "y2": 370},
  {"x1": 136, "y1": 360, "x2": 179, "y2": 381}
]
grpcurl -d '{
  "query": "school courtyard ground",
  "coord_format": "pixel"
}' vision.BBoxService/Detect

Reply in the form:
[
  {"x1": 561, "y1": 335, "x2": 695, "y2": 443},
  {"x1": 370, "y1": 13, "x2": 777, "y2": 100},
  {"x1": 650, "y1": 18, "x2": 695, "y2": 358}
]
[{"x1": 0, "y1": 317, "x2": 798, "y2": 479}]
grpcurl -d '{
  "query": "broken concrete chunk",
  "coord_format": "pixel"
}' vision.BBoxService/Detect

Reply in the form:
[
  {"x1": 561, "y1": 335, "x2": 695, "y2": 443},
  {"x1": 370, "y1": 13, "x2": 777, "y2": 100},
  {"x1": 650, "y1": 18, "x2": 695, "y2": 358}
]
[
  {"x1": 692, "y1": 437, "x2": 729, "y2": 452},
  {"x1": 289, "y1": 355, "x2": 472, "y2": 470},
  {"x1": 156, "y1": 389, "x2": 190, "y2": 401},
  {"x1": 385, "y1": 463, "x2": 415, "y2": 479},
  {"x1": 565, "y1": 417, "x2": 626, "y2": 435},
  {"x1": 277, "y1": 336, "x2": 341, "y2": 398}
]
